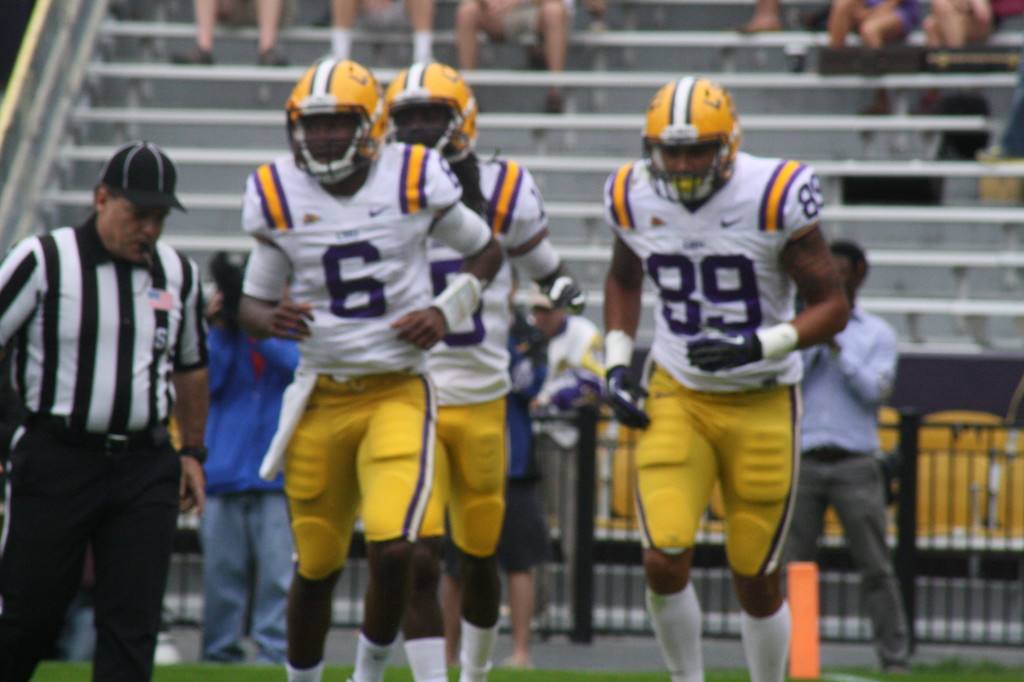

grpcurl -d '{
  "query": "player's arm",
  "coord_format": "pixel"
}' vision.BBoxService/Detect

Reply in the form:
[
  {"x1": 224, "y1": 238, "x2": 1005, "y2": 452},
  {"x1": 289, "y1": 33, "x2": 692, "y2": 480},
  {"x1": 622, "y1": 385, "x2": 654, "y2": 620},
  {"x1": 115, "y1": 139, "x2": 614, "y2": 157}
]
[
  {"x1": 782, "y1": 224, "x2": 850, "y2": 348},
  {"x1": 237, "y1": 239, "x2": 313, "y2": 341},
  {"x1": 687, "y1": 225, "x2": 848, "y2": 372},
  {"x1": 603, "y1": 236, "x2": 649, "y2": 429},
  {"x1": 394, "y1": 203, "x2": 504, "y2": 349}
]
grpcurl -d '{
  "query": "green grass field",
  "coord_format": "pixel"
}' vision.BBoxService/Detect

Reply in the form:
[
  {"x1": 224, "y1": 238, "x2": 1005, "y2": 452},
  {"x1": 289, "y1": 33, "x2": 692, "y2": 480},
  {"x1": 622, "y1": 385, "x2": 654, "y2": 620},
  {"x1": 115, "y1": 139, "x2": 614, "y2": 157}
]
[{"x1": 29, "y1": 661, "x2": 1024, "y2": 682}]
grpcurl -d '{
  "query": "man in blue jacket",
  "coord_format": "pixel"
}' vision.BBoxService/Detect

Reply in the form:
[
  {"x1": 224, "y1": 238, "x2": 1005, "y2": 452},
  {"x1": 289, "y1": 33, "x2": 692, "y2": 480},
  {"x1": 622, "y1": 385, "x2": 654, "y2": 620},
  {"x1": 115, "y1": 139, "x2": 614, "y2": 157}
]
[{"x1": 201, "y1": 252, "x2": 298, "y2": 664}]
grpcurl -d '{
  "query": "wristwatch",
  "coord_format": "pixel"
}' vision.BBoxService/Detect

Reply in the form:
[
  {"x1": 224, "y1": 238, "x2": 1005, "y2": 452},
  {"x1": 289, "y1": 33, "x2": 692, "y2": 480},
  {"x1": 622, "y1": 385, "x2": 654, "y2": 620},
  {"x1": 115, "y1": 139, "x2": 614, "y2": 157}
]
[{"x1": 178, "y1": 445, "x2": 208, "y2": 464}]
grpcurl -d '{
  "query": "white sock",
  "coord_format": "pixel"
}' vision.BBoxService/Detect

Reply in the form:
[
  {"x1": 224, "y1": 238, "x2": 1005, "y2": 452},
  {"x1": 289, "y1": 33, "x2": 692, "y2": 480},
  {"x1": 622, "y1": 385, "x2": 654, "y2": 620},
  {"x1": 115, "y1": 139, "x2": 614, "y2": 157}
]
[
  {"x1": 286, "y1": 660, "x2": 324, "y2": 682},
  {"x1": 352, "y1": 632, "x2": 393, "y2": 682},
  {"x1": 740, "y1": 602, "x2": 791, "y2": 682},
  {"x1": 412, "y1": 31, "x2": 434, "y2": 63},
  {"x1": 404, "y1": 637, "x2": 448, "y2": 682},
  {"x1": 646, "y1": 585, "x2": 704, "y2": 682},
  {"x1": 458, "y1": 619, "x2": 497, "y2": 682},
  {"x1": 331, "y1": 27, "x2": 353, "y2": 60}
]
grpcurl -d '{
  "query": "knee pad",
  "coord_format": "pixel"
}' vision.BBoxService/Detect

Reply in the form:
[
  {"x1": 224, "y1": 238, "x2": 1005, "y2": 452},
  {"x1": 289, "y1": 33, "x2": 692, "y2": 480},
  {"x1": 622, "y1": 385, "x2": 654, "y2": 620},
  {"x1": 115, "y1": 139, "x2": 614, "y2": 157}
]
[
  {"x1": 641, "y1": 488, "x2": 699, "y2": 550},
  {"x1": 293, "y1": 518, "x2": 346, "y2": 580},
  {"x1": 726, "y1": 511, "x2": 774, "y2": 577},
  {"x1": 452, "y1": 496, "x2": 505, "y2": 557}
]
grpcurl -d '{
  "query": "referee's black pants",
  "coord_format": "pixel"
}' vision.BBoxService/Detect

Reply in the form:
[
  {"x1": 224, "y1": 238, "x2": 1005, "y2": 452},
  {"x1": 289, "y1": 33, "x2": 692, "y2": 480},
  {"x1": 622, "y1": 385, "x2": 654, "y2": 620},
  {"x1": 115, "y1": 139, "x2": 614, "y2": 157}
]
[{"x1": 0, "y1": 427, "x2": 181, "y2": 682}]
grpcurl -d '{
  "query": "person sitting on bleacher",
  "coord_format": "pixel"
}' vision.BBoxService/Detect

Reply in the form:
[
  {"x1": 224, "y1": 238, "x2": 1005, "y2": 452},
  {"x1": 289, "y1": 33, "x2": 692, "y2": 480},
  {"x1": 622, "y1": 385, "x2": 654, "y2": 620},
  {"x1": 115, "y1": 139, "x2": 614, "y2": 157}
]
[
  {"x1": 172, "y1": 0, "x2": 289, "y2": 66},
  {"x1": 455, "y1": 0, "x2": 603, "y2": 113},
  {"x1": 924, "y1": 0, "x2": 1024, "y2": 48},
  {"x1": 328, "y1": 0, "x2": 436, "y2": 64},
  {"x1": 827, "y1": 0, "x2": 922, "y2": 114}
]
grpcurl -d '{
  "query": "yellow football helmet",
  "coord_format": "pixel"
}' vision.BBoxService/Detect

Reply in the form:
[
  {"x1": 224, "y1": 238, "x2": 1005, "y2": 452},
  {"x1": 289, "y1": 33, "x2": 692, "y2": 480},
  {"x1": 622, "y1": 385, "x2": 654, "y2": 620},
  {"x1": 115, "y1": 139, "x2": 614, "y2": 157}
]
[
  {"x1": 286, "y1": 58, "x2": 387, "y2": 184},
  {"x1": 384, "y1": 62, "x2": 477, "y2": 162},
  {"x1": 643, "y1": 76, "x2": 741, "y2": 204}
]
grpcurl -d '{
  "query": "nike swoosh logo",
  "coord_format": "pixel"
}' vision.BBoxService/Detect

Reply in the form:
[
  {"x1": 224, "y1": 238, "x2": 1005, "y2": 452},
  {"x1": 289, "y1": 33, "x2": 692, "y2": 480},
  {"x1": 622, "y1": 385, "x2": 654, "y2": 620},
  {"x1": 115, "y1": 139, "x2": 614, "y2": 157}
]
[
  {"x1": 720, "y1": 217, "x2": 741, "y2": 228},
  {"x1": 719, "y1": 335, "x2": 745, "y2": 345},
  {"x1": 369, "y1": 205, "x2": 387, "y2": 217}
]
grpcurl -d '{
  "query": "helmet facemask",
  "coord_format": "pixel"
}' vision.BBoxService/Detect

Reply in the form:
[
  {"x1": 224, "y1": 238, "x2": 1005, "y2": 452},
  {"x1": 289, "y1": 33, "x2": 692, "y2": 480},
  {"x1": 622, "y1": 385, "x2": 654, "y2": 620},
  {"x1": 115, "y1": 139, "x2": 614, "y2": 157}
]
[
  {"x1": 645, "y1": 135, "x2": 731, "y2": 204},
  {"x1": 290, "y1": 108, "x2": 379, "y2": 185},
  {"x1": 391, "y1": 102, "x2": 458, "y2": 156}
]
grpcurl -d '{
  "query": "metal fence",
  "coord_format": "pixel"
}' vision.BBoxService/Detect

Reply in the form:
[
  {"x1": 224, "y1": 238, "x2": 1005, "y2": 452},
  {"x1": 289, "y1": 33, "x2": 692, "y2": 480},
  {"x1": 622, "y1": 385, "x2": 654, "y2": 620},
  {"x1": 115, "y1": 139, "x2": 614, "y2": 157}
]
[{"x1": 165, "y1": 408, "x2": 1024, "y2": 646}]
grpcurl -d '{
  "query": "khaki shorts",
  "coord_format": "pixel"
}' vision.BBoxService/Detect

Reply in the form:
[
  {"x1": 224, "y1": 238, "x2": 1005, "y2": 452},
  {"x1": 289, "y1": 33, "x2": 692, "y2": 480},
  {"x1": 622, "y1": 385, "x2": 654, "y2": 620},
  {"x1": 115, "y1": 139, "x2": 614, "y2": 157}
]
[{"x1": 460, "y1": 0, "x2": 540, "y2": 39}]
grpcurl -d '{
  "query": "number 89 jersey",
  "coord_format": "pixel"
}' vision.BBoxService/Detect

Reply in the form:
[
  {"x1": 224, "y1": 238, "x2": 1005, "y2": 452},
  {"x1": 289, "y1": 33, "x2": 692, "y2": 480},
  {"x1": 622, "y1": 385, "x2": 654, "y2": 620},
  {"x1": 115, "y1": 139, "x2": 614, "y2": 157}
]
[{"x1": 604, "y1": 151, "x2": 823, "y2": 393}]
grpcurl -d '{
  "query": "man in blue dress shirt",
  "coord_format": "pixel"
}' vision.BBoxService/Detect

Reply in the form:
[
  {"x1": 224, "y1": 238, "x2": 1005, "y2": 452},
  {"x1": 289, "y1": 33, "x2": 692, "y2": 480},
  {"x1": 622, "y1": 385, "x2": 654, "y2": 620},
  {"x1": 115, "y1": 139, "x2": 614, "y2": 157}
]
[{"x1": 784, "y1": 240, "x2": 911, "y2": 673}]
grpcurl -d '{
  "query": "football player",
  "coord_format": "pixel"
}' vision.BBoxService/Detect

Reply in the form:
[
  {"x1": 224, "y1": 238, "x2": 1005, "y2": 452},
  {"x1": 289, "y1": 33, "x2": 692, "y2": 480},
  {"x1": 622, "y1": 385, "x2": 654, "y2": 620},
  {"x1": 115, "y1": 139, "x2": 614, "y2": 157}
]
[
  {"x1": 383, "y1": 62, "x2": 585, "y2": 682},
  {"x1": 237, "y1": 58, "x2": 503, "y2": 682},
  {"x1": 602, "y1": 76, "x2": 849, "y2": 682}
]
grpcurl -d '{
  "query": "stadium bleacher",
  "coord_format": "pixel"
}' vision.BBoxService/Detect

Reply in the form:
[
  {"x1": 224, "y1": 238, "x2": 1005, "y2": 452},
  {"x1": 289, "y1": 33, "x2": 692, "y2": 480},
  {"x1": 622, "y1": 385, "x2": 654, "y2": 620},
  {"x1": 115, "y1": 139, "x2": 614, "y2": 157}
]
[{"x1": 5, "y1": 0, "x2": 1024, "y2": 354}]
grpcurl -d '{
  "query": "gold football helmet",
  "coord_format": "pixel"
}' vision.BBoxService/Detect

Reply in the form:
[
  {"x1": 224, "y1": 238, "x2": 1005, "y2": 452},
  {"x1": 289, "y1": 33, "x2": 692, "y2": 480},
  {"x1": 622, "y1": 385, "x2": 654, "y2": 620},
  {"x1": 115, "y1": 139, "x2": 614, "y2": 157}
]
[
  {"x1": 384, "y1": 62, "x2": 478, "y2": 162},
  {"x1": 643, "y1": 76, "x2": 741, "y2": 204},
  {"x1": 286, "y1": 58, "x2": 387, "y2": 184}
]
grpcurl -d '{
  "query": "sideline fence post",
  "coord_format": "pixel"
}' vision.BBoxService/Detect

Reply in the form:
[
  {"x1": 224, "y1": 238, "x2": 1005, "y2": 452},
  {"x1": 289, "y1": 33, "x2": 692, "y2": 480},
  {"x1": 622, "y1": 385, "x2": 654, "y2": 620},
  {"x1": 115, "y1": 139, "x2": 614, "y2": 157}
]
[
  {"x1": 571, "y1": 406, "x2": 597, "y2": 643},
  {"x1": 895, "y1": 408, "x2": 920, "y2": 652}
]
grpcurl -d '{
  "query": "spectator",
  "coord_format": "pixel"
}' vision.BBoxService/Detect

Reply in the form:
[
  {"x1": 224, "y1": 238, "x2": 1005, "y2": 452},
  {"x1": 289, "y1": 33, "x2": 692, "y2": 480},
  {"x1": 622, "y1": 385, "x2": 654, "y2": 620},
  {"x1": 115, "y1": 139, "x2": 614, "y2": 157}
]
[
  {"x1": 441, "y1": 305, "x2": 552, "y2": 670},
  {"x1": 456, "y1": 0, "x2": 598, "y2": 113},
  {"x1": 172, "y1": 0, "x2": 288, "y2": 66},
  {"x1": 237, "y1": 57, "x2": 503, "y2": 682},
  {"x1": 530, "y1": 286, "x2": 603, "y2": 594},
  {"x1": 329, "y1": 0, "x2": 435, "y2": 64},
  {"x1": 200, "y1": 252, "x2": 297, "y2": 665},
  {"x1": 601, "y1": 76, "x2": 849, "y2": 682},
  {"x1": 0, "y1": 140, "x2": 208, "y2": 682},
  {"x1": 978, "y1": 41, "x2": 1024, "y2": 161},
  {"x1": 783, "y1": 240, "x2": 911, "y2": 674},
  {"x1": 737, "y1": 0, "x2": 783, "y2": 33},
  {"x1": 924, "y1": 0, "x2": 998, "y2": 47},
  {"x1": 826, "y1": 0, "x2": 922, "y2": 114}
]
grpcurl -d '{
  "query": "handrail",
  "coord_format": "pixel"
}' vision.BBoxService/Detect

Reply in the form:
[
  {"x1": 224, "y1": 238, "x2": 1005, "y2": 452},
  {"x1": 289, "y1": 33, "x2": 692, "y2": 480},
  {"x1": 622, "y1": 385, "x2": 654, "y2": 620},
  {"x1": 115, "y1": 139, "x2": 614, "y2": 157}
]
[{"x1": 0, "y1": 0, "x2": 111, "y2": 253}]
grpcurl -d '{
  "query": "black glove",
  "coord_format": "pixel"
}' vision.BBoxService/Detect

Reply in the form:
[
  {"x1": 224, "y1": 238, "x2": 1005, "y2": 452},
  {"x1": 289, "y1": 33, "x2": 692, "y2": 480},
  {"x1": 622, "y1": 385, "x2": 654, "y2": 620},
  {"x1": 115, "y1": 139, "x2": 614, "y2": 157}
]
[
  {"x1": 546, "y1": 275, "x2": 586, "y2": 314},
  {"x1": 687, "y1": 329, "x2": 763, "y2": 372},
  {"x1": 605, "y1": 366, "x2": 650, "y2": 429}
]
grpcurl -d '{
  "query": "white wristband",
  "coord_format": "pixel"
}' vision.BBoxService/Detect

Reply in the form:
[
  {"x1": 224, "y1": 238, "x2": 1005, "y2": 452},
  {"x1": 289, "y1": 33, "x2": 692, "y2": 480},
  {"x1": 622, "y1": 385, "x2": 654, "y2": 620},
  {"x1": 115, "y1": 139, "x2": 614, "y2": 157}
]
[
  {"x1": 431, "y1": 272, "x2": 482, "y2": 331},
  {"x1": 605, "y1": 329, "x2": 635, "y2": 369},
  {"x1": 756, "y1": 322, "x2": 799, "y2": 359}
]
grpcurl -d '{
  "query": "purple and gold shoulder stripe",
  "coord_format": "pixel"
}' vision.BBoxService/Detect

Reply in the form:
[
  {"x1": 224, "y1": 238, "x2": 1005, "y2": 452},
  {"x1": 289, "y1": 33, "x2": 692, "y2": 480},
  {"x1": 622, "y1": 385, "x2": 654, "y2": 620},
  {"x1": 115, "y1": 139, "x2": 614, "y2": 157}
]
[
  {"x1": 759, "y1": 160, "x2": 805, "y2": 233},
  {"x1": 399, "y1": 145, "x2": 430, "y2": 214},
  {"x1": 608, "y1": 163, "x2": 636, "y2": 229},
  {"x1": 487, "y1": 160, "x2": 524, "y2": 235},
  {"x1": 254, "y1": 163, "x2": 293, "y2": 230}
]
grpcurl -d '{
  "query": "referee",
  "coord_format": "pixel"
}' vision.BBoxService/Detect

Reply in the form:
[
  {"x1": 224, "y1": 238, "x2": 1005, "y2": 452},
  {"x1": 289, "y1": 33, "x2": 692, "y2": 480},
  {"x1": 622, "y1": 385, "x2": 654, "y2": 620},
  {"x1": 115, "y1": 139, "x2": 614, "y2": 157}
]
[{"x1": 0, "y1": 141, "x2": 209, "y2": 682}]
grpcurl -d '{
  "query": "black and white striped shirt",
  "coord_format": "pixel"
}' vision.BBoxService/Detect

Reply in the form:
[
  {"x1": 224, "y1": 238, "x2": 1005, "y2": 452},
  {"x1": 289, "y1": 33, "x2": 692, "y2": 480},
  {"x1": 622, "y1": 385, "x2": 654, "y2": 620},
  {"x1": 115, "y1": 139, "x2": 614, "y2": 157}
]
[{"x1": 0, "y1": 217, "x2": 207, "y2": 434}]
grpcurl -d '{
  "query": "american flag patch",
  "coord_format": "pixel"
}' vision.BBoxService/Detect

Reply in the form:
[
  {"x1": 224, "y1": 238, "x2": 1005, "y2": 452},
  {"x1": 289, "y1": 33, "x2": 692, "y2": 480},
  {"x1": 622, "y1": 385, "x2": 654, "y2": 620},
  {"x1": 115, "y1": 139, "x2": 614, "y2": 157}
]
[{"x1": 147, "y1": 288, "x2": 174, "y2": 311}]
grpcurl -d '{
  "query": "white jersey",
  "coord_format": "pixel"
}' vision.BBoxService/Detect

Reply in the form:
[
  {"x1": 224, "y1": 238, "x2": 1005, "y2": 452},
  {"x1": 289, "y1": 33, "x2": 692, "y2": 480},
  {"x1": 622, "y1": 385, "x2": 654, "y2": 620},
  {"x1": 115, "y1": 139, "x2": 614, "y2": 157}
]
[
  {"x1": 428, "y1": 157, "x2": 552, "y2": 406},
  {"x1": 242, "y1": 143, "x2": 475, "y2": 379},
  {"x1": 604, "y1": 151, "x2": 823, "y2": 392}
]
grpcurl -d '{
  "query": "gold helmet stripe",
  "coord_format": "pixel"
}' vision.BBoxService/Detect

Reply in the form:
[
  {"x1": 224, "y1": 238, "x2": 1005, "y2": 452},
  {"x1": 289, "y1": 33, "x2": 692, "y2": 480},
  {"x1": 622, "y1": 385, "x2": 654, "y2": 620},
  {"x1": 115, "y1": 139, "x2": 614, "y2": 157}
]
[
  {"x1": 673, "y1": 76, "x2": 697, "y2": 128},
  {"x1": 310, "y1": 58, "x2": 339, "y2": 99},
  {"x1": 406, "y1": 62, "x2": 428, "y2": 90}
]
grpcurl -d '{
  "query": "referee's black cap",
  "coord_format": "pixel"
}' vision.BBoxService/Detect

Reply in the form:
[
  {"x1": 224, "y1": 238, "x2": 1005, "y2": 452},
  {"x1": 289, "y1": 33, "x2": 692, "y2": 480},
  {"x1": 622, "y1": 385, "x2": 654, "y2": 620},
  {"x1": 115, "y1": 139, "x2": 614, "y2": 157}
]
[{"x1": 100, "y1": 141, "x2": 186, "y2": 211}]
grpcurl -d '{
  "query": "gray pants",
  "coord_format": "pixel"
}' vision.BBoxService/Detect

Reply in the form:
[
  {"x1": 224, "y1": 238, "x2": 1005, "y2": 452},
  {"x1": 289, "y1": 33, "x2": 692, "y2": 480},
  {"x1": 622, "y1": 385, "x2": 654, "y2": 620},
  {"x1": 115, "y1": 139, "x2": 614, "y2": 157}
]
[{"x1": 784, "y1": 453, "x2": 911, "y2": 669}]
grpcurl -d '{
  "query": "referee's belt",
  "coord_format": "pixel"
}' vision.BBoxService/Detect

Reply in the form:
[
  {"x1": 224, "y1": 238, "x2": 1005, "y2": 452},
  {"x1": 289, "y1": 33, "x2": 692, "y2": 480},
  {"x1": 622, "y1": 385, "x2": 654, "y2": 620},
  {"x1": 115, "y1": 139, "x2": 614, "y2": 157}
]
[
  {"x1": 26, "y1": 415, "x2": 169, "y2": 455},
  {"x1": 802, "y1": 446, "x2": 866, "y2": 462}
]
